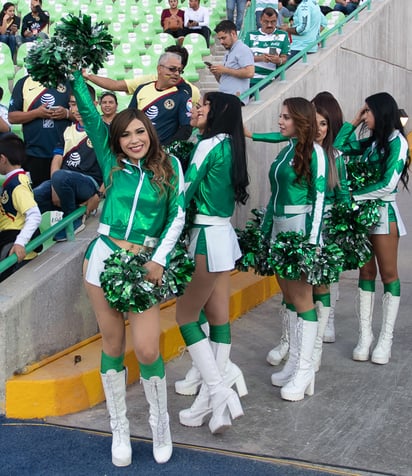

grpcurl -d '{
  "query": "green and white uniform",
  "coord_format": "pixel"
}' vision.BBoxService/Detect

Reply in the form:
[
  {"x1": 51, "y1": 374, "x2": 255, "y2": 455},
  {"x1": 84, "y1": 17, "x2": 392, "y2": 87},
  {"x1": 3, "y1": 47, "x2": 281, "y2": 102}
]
[
  {"x1": 184, "y1": 134, "x2": 241, "y2": 272},
  {"x1": 334, "y1": 122, "x2": 408, "y2": 236},
  {"x1": 71, "y1": 71, "x2": 185, "y2": 286},
  {"x1": 255, "y1": 134, "x2": 328, "y2": 246}
]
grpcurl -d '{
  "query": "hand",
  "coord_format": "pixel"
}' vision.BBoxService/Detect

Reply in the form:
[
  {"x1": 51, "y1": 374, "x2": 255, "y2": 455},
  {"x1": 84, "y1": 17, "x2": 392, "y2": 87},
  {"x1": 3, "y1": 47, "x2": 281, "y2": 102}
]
[
  {"x1": 83, "y1": 193, "x2": 100, "y2": 216},
  {"x1": 50, "y1": 106, "x2": 69, "y2": 121},
  {"x1": 9, "y1": 244, "x2": 26, "y2": 262},
  {"x1": 352, "y1": 106, "x2": 367, "y2": 127},
  {"x1": 279, "y1": 24, "x2": 288, "y2": 31},
  {"x1": 143, "y1": 260, "x2": 164, "y2": 287},
  {"x1": 210, "y1": 64, "x2": 225, "y2": 75},
  {"x1": 243, "y1": 126, "x2": 252, "y2": 138}
]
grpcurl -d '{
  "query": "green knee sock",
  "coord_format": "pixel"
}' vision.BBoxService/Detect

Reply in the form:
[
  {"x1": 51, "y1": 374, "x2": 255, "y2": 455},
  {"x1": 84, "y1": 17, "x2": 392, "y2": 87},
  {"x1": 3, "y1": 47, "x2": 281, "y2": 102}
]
[
  {"x1": 384, "y1": 279, "x2": 400, "y2": 297},
  {"x1": 100, "y1": 351, "x2": 124, "y2": 374},
  {"x1": 285, "y1": 302, "x2": 296, "y2": 312},
  {"x1": 313, "y1": 293, "x2": 331, "y2": 307},
  {"x1": 139, "y1": 354, "x2": 165, "y2": 379},
  {"x1": 209, "y1": 322, "x2": 231, "y2": 344},
  {"x1": 358, "y1": 279, "x2": 375, "y2": 292},
  {"x1": 298, "y1": 308, "x2": 317, "y2": 322},
  {"x1": 180, "y1": 321, "x2": 207, "y2": 346}
]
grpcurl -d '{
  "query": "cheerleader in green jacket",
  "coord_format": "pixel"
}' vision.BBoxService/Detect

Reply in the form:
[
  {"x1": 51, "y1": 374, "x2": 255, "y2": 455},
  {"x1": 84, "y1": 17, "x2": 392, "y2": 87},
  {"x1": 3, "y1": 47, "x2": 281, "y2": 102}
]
[
  {"x1": 176, "y1": 92, "x2": 249, "y2": 434},
  {"x1": 334, "y1": 92, "x2": 409, "y2": 365},
  {"x1": 254, "y1": 97, "x2": 329, "y2": 401},
  {"x1": 72, "y1": 71, "x2": 185, "y2": 467}
]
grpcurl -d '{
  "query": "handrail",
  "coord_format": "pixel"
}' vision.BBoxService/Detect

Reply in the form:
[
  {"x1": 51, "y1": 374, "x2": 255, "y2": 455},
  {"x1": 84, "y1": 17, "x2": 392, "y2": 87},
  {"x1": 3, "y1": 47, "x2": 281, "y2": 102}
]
[
  {"x1": 239, "y1": 0, "x2": 373, "y2": 103},
  {"x1": 0, "y1": 205, "x2": 87, "y2": 276}
]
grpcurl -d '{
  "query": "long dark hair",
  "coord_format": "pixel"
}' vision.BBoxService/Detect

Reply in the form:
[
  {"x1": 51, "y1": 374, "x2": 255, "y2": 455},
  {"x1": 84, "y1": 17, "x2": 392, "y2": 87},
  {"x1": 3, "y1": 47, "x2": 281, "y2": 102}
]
[
  {"x1": 0, "y1": 2, "x2": 15, "y2": 19},
  {"x1": 283, "y1": 97, "x2": 317, "y2": 183},
  {"x1": 363, "y1": 92, "x2": 409, "y2": 189},
  {"x1": 312, "y1": 92, "x2": 344, "y2": 190},
  {"x1": 109, "y1": 108, "x2": 174, "y2": 192},
  {"x1": 202, "y1": 92, "x2": 249, "y2": 205}
]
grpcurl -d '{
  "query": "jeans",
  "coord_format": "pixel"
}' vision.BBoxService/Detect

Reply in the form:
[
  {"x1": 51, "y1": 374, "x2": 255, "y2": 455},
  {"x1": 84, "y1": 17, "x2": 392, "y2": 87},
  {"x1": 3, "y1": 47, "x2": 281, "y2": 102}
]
[
  {"x1": 226, "y1": 0, "x2": 247, "y2": 30},
  {"x1": 334, "y1": 2, "x2": 359, "y2": 15},
  {"x1": 0, "y1": 34, "x2": 17, "y2": 58},
  {"x1": 33, "y1": 170, "x2": 98, "y2": 217}
]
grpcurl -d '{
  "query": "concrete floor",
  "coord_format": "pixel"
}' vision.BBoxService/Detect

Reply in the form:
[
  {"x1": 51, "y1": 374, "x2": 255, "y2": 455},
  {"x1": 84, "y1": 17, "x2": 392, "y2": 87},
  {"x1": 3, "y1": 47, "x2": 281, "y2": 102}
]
[{"x1": 49, "y1": 187, "x2": 412, "y2": 476}]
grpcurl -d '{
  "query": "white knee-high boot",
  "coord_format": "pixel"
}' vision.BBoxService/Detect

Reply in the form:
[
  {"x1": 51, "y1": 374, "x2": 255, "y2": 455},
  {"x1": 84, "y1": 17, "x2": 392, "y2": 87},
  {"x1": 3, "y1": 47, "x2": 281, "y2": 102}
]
[
  {"x1": 371, "y1": 293, "x2": 400, "y2": 365},
  {"x1": 266, "y1": 303, "x2": 289, "y2": 366},
  {"x1": 141, "y1": 375, "x2": 173, "y2": 464},
  {"x1": 271, "y1": 309, "x2": 298, "y2": 387},
  {"x1": 179, "y1": 341, "x2": 247, "y2": 429},
  {"x1": 101, "y1": 369, "x2": 132, "y2": 467},
  {"x1": 280, "y1": 318, "x2": 317, "y2": 402},
  {"x1": 353, "y1": 288, "x2": 375, "y2": 361},
  {"x1": 323, "y1": 282, "x2": 339, "y2": 343},
  {"x1": 312, "y1": 300, "x2": 331, "y2": 372},
  {"x1": 179, "y1": 339, "x2": 243, "y2": 434},
  {"x1": 174, "y1": 321, "x2": 210, "y2": 396}
]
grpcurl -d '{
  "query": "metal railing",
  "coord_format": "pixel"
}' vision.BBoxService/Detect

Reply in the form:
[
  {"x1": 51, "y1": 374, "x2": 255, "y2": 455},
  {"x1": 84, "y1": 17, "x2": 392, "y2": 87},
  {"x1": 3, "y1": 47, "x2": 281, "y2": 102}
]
[
  {"x1": 0, "y1": 205, "x2": 87, "y2": 277},
  {"x1": 239, "y1": 0, "x2": 373, "y2": 103}
]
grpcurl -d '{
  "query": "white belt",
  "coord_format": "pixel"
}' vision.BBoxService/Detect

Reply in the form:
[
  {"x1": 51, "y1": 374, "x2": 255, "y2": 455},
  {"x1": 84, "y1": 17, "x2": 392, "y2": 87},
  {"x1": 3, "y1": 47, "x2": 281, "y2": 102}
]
[
  {"x1": 194, "y1": 214, "x2": 231, "y2": 225},
  {"x1": 283, "y1": 205, "x2": 311, "y2": 214},
  {"x1": 380, "y1": 195, "x2": 396, "y2": 202}
]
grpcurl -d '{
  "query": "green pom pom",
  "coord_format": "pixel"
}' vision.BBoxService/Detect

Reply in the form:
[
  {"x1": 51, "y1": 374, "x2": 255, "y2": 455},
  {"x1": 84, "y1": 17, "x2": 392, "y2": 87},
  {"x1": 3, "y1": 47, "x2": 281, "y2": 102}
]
[
  {"x1": 100, "y1": 243, "x2": 194, "y2": 313},
  {"x1": 25, "y1": 13, "x2": 113, "y2": 88}
]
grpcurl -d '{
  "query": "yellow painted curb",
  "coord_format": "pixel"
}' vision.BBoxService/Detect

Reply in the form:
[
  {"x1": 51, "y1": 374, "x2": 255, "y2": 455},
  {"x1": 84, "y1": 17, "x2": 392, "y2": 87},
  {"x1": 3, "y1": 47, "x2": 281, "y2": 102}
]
[{"x1": 5, "y1": 272, "x2": 279, "y2": 419}]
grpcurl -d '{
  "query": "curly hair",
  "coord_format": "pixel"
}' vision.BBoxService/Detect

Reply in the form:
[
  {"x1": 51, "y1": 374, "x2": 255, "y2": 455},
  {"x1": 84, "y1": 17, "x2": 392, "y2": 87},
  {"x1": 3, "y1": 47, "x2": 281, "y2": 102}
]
[{"x1": 283, "y1": 97, "x2": 317, "y2": 184}]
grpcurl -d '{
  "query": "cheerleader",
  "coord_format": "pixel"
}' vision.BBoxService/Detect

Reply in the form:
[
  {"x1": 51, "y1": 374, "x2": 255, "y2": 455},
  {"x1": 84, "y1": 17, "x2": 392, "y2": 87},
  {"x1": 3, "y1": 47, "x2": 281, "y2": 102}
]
[
  {"x1": 176, "y1": 92, "x2": 249, "y2": 434},
  {"x1": 334, "y1": 92, "x2": 409, "y2": 365},
  {"x1": 72, "y1": 71, "x2": 185, "y2": 467}
]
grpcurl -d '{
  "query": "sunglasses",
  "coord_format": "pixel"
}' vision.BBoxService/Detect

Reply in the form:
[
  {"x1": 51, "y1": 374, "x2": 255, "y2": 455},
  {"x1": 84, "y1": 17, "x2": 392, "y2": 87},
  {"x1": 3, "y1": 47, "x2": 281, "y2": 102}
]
[{"x1": 159, "y1": 64, "x2": 184, "y2": 74}]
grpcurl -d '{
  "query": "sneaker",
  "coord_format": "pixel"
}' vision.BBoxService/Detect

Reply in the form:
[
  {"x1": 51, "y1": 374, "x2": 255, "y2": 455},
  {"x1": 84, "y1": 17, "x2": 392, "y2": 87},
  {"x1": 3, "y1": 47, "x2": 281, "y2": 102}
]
[{"x1": 54, "y1": 216, "x2": 86, "y2": 242}]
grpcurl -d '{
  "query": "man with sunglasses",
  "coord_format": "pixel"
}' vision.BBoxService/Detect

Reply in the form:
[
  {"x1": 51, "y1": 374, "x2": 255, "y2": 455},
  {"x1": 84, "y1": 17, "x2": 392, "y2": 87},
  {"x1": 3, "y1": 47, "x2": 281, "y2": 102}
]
[{"x1": 127, "y1": 52, "x2": 192, "y2": 145}]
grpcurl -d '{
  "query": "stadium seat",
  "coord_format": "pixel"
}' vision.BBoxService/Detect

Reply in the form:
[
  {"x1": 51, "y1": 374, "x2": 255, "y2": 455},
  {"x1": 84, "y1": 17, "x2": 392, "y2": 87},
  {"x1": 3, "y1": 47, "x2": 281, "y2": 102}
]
[
  {"x1": 182, "y1": 33, "x2": 210, "y2": 57},
  {"x1": 318, "y1": 0, "x2": 337, "y2": 8},
  {"x1": 15, "y1": 42, "x2": 35, "y2": 68},
  {"x1": 0, "y1": 44, "x2": 15, "y2": 80},
  {"x1": 324, "y1": 11, "x2": 346, "y2": 32}
]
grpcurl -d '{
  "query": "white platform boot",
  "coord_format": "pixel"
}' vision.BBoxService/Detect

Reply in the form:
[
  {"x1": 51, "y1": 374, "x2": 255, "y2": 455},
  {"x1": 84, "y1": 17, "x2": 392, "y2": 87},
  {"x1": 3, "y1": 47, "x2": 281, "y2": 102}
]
[
  {"x1": 312, "y1": 300, "x2": 331, "y2": 372},
  {"x1": 271, "y1": 309, "x2": 298, "y2": 387},
  {"x1": 179, "y1": 339, "x2": 243, "y2": 434},
  {"x1": 371, "y1": 293, "x2": 400, "y2": 365},
  {"x1": 211, "y1": 341, "x2": 248, "y2": 397},
  {"x1": 101, "y1": 369, "x2": 132, "y2": 467},
  {"x1": 323, "y1": 282, "x2": 339, "y2": 343},
  {"x1": 353, "y1": 288, "x2": 375, "y2": 361},
  {"x1": 266, "y1": 304, "x2": 289, "y2": 366},
  {"x1": 141, "y1": 375, "x2": 173, "y2": 464},
  {"x1": 174, "y1": 321, "x2": 209, "y2": 396},
  {"x1": 280, "y1": 318, "x2": 318, "y2": 402}
]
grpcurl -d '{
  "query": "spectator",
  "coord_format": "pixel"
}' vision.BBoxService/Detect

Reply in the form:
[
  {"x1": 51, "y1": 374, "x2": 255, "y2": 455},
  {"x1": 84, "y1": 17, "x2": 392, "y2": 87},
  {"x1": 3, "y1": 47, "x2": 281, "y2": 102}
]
[
  {"x1": 0, "y1": 133, "x2": 41, "y2": 282},
  {"x1": 33, "y1": 86, "x2": 103, "y2": 242},
  {"x1": 277, "y1": 0, "x2": 294, "y2": 26},
  {"x1": 83, "y1": 45, "x2": 201, "y2": 109},
  {"x1": 99, "y1": 91, "x2": 118, "y2": 127},
  {"x1": 8, "y1": 74, "x2": 72, "y2": 187},
  {"x1": 161, "y1": 0, "x2": 185, "y2": 44},
  {"x1": 334, "y1": 0, "x2": 360, "y2": 15},
  {"x1": 182, "y1": 0, "x2": 211, "y2": 48},
  {"x1": 127, "y1": 52, "x2": 193, "y2": 145},
  {"x1": 0, "y1": 2, "x2": 21, "y2": 59},
  {"x1": 226, "y1": 0, "x2": 249, "y2": 32},
  {"x1": 243, "y1": 7, "x2": 290, "y2": 87},
  {"x1": 280, "y1": 0, "x2": 327, "y2": 58},
  {"x1": 207, "y1": 20, "x2": 254, "y2": 105},
  {"x1": 0, "y1": 86, "x2": 10, "y2": 137},
  {"x1": 20, "y1": 0, "x2": 49, "y2": 44}
]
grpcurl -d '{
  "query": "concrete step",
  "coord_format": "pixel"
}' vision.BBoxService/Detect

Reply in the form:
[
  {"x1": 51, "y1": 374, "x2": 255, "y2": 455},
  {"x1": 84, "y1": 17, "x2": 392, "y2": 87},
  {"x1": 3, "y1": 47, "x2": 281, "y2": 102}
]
[{"x1": 5, "y1": 271, "x2": 279, "y2": 418}]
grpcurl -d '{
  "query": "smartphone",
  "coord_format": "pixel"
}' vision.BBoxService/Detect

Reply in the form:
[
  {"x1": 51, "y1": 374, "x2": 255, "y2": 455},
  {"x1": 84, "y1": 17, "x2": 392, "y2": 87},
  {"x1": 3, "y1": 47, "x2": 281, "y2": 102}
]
[
  {"x1": 269, "y1": 47, "x2": 280, "y2": 56},
  {"x1": 204, "y1": 61, "x2": 212, "y2": 67},
  {"x1": 48, "y1": 105, "x2": 59, "y2": 110}
]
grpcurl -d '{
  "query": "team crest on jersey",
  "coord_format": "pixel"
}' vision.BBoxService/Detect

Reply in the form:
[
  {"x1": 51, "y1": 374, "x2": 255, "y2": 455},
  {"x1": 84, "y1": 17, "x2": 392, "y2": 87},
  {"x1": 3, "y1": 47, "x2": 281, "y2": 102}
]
[
  {"x1": 1, "y1": 190, "x2": 9, "y2": 205},
  {"x1": 164, "y1": 99, "x2": 175, "y2": 110},
  {"x1": 57, "y1": 84, "x2": 67, "y2": 93}
]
